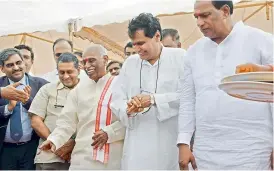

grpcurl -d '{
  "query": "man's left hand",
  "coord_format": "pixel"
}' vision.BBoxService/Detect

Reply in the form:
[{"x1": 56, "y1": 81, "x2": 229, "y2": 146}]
[
  {"x1": 22, "y1": 85, "x2": 32, "y2": 103},
  {"x1": 62, "y1": 152, "x2": 72, "y2": 161},
  {"x1": 54, "y1": 139, "x2": 75, "y2": 161},
  {"x1": 136, "y1": 94, "x2": 151, "y2": 108},
  {"x1": 91, "y1": 130, "x2": 108, "y2": 149}
]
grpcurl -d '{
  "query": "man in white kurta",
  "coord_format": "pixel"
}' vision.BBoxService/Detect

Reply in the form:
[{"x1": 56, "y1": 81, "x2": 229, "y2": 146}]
[
  {"x1": 39, "y1": 45, "x2": 125, "y2": 170},
  {"x1": 177, "y1": 1, "x2": 273, "y2": 170},
  {"x1": 111, "y1": 13, "x2": 185, "y2": 170}
]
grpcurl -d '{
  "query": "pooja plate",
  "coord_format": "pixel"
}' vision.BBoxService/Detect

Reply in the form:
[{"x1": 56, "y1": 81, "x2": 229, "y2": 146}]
[
  {"x1": 221, "y1": 72, "x2": 273, "y2": 83},
  {"x1": 219, "y1": 81, "x2": 273, "y2": 103}
]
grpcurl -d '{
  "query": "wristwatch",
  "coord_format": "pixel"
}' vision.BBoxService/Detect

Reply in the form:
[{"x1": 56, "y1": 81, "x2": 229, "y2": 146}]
[{"x1": 150, "y1": 94, "x2": 155, "y2": 105}]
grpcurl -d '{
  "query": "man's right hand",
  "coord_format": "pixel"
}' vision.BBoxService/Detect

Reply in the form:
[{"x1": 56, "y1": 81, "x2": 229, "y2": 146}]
[
  {"x1": 1, "y1": 82, "x2": 29, "y2": 102},
  {"x1": 178, "y1": 144, "x2": 197, "y2": 170},
  {"x1": 38, "y1": 140, "x2": 56, "y2": 154}
]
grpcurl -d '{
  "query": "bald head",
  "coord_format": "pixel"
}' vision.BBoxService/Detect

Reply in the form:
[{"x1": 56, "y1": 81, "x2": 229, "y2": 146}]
[
  {"x1": 82, "y1": 44, "x2": 108, "y2": 82},
  {"x1": 83, "y1": 44, "x2": 107, "y2": 58}
]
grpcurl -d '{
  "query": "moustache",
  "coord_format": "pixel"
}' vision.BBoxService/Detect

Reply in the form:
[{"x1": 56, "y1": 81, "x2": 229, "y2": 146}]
[{"x1": 12, "y1": 69, "x2": 23, "y2": 74}]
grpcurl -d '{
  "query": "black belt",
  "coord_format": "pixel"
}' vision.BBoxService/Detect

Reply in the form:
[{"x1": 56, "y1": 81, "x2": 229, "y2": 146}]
[{"x1": 3, "y1": 141, "x2": 30, "y2": 146}]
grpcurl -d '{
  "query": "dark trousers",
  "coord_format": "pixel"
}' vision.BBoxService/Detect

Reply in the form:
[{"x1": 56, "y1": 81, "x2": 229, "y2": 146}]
[
  {"x1": 0, "y1": 139, "x2": 38, "y2": 170},
  {"x1": 36, "y1": 162, "x2": 70, "y2": 170}
]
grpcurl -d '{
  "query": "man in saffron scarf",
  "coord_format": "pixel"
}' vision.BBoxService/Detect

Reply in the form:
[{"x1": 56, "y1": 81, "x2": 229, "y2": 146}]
[{"x1": 39, "y1": 44, "x2": 125, "y2": 169}]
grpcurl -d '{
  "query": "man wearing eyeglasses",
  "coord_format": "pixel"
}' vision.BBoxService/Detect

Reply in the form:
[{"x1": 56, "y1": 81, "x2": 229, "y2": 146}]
[
  {"x1": 38, "y1": 44, "x2": 125, "y2": 170},
  {"x1": 41, "y1": 38, "x2": 88, "y2": 83},
  {"x1": 28, "y1": 53, "x2": 80, "y2": 170},
  {"x1": 0, "y1": 48, "x2": 48, "y2": 170},
  {"x1": 110, "y1": 13, "x2": 185, "y2": 170}
]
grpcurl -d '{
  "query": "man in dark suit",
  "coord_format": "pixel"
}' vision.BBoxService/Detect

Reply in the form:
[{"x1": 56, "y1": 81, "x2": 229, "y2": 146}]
[{"x1": 0, "y1": 48, "x2": 48, "y2": 170}]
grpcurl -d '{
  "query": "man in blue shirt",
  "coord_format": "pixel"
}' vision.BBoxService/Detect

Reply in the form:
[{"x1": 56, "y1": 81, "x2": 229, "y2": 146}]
[{"x1": 0, "y1": 48, "x2": 48, "y2": 170}]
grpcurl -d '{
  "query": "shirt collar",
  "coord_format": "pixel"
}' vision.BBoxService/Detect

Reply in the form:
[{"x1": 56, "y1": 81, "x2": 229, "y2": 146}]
[
  {"x1": 8, "y1": 74, "x2": 27, "y2": 85},
  {"x1": 225, "y1": 21, "x2": 245, "y2": 40},
  {"x1": 207, "y1": 21, "x2": 245, "y2": 45},
  {"x1": 93, "y1": 73, "x2": 111, "y2": 84},
  {"x1": 56, "y1": 81, "x2": 67, "y2": 90},
  {"x1": 142, "y1": 45, "x2": 165, "y2": 66}
]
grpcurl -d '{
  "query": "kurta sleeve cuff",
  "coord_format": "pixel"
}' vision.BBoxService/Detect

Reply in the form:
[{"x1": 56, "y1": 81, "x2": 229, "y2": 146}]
[
  {"x1": 154, "y1": 94, "x2": 168, "y2": 105},
  {"x1": 102, "y1": 121, "x2": 125, "y2": 143},
  {"x1": 154, "y1": 94, "x2": 178, "y2": 122},
  {"x1": 102, "y1": 126, "x2": 115, "y2": 143},
  {"x1": 47, "y1": 135, "x2": 62, "y2": 150},
  {"x1": 110, "y1": 103, "x2": 129, "y2": 127},
  {"x1": 177, "y1": 133, "x2": 193, "y2": 146}
]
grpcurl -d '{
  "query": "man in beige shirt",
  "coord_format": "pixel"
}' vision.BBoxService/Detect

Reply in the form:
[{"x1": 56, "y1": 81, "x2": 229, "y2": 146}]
[
  {"x1": 39, "y1": 44, "x2": 125, "y2": 170},
  {"x1": 29, "y1": 53, "x2": 80, "y2": 170}
]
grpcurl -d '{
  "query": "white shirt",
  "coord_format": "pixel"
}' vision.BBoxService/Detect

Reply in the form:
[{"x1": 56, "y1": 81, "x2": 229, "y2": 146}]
[
  {"x1": 47, "y1": 74, "x2": 125, "y2": 170},
  {"x1": 29, "y1": 81, "x2": 72, "y2": 164},
  {"x1": 177, "y1": 21, "x2": 273, "y2": 169},
  {"x1": 41, "y1": 69, "x2": 88, "y2": 83},
  {"x1": 111, "y1": 47, "x2": 185, "y2": 170}
]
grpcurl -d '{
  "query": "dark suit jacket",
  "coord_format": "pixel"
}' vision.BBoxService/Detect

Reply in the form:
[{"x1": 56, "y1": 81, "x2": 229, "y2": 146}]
[{"x1": 0, "y1": 73, "x2": 48, "y2": 151}]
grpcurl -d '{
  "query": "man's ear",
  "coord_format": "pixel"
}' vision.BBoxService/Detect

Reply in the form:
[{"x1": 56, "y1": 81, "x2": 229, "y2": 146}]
[
  {"x1": 103, "y1": 55, "x2": 109, "y2": 66},
  {"x1": 154, "y1": 31, "x2": 161, "y2": 42},
  {"x1": 177, "y1": 42, "x2": 182, "y2": 48},
  {"x1": 220, "y1": 4, "x2": 231, "y2": 19}
]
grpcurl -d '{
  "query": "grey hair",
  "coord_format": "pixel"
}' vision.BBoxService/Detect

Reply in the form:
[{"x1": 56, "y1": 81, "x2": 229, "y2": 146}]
[
  {"x1": 83, "y1": 44, "x2": 108, "y2": 57},
  {"x1": 0, "y1": 48, "x2": 23, "y2": 66},
  {"x1": 57, "y1": 52, "x2": 79, "y2": 69},
  {"x1": 162, "y1": 28, "x2": 180, "y2": 41}
]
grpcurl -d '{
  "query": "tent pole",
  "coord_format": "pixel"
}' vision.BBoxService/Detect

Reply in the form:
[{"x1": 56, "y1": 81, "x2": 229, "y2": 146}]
[
  {"x1": 266, "y1": 1, "x2": 270, "y2": 20},
  {"x1": 243, "y1": 5, "x2": 266, "y2": 22},
  {"x1": 81, "y1": 27, "x2": 124, "y2": 57},
  {"x1": 24, "y1": 33, "x2": 82, "y2": 51},
  {"x1": 19, "y1": 34, "x2": 27, "y2": 44}
]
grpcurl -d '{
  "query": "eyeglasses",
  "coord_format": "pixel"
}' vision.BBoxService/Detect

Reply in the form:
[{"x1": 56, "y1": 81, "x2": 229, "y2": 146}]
[{"x1": 54, "y1": 89, "x2": 64, "y2": 108}]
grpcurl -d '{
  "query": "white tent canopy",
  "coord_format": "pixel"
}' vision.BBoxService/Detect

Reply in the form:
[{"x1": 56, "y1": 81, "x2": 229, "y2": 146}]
[
  {"x1": 0, "y1": 0, "x2": 241, "y2": 36},
  {"x1": 0, "y1": 0, "x2": 263, "y2": 76}
]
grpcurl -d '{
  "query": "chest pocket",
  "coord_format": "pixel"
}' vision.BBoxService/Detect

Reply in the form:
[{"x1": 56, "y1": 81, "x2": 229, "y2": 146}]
[{"x1": 47, "y1": 94, "x2": 66, "y2": 115}]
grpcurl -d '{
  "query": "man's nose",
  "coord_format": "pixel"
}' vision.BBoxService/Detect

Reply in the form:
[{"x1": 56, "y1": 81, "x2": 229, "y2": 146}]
[
  {"x1": 197, "y1": 17, "x2": 205, "y2": 27},
  {"x1": 63, "y1": 73, "x2": 70, "y2": 79},
  {"x1": 13, "y1": 64, "x2": 19, "y2": 70}
]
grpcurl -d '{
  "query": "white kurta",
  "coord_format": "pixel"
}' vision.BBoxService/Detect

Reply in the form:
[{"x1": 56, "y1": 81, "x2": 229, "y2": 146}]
[
  {"x1": 111, "y1": 47, "x2": 185, "y2": 170},
  {"x1": 177, "y1": 21, "x2": 273, "y2": 169},
  {"x1": 47, "y1": 75, "x2": 125, "y2": 170}
]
